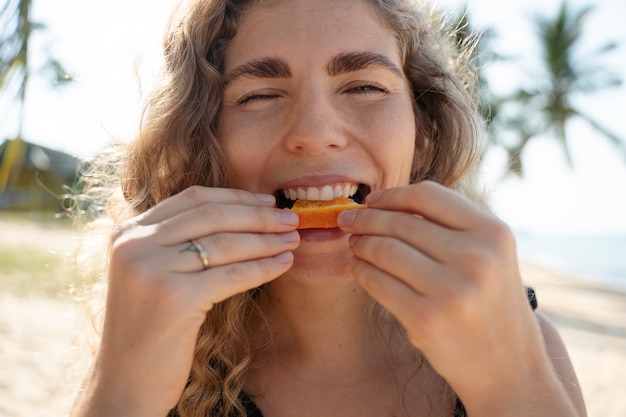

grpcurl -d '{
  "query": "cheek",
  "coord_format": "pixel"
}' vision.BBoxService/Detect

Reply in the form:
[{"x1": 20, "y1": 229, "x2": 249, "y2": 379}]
[
  {"x1": 219, "y1": 118, "x2": 269, "y2": 189},
  {"x1": 371, "y1": 103, "x2": 416, "y2": 183}
]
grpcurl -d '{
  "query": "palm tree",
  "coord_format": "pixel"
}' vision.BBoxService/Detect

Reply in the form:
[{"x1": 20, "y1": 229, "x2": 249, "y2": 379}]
[
  {"x1": 494, "y1": 1, "x2": 623, "y2": 175},
  {"x1": 2, "y1": 0, "x2": 34, "y2": 133},
  {"x1": 0, "y1": 0, "x2": 72, "y2": 193},
  {"x1": 438, "y1": 8, "x2": 522, "y2": 172},
  {"x1": 446, "y1": 11, "x2": 500, "y2": 123}
]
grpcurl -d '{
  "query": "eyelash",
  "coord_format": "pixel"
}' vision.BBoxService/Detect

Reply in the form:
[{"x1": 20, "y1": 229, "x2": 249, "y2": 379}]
[
  {"x1": 236, "y1": 93, "x2": 279, "y2": 105},
  {"x1": 235, "y1": 82, "x2": 388, "y2": 105},
  {"x1": 349, "y1": 83, "x2": 388, "y2": 95}
]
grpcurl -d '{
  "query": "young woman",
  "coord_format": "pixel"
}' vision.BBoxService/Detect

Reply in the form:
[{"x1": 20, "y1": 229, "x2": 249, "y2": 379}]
[{"x1": 70, "y1": 0, "x2": 586, "y2": 416}]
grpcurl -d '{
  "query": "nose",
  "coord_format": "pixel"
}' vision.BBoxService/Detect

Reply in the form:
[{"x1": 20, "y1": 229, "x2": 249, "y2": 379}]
[{"x1": 284, "y1": 92, "x2": 348, "y2": 155}]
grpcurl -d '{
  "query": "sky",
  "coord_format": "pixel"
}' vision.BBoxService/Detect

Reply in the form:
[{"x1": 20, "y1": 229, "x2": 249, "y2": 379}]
[{"x1": 2, "y1": 0, "x2": 626, "y2": 236}]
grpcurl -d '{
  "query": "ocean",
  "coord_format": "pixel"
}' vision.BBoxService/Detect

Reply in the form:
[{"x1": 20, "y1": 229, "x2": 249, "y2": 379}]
[{"x1": 515, "y1": 232, "x2": 626, "y2": 292}]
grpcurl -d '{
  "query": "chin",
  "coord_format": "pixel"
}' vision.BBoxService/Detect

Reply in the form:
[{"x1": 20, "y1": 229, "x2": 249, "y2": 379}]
[{"x1": 285, "y1": 246, "x2": 355, "y2": 285}]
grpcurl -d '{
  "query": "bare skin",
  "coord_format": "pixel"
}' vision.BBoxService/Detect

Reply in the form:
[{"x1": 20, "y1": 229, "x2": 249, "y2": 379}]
[
  {"x1": 70, "y1": 0, "x2": 586, "y2": 416},
  {"x1": 71, "y1": 188, "x2": 300, "y2": 417}
]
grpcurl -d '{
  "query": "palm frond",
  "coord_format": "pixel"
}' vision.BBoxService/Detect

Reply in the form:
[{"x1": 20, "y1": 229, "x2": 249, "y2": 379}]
[
  {"x1": 0, "y1": 0, "x2": 74, "y2": 136},
  {"x1": 491, "y1": 1, "x2": 624, "y2": 176}
]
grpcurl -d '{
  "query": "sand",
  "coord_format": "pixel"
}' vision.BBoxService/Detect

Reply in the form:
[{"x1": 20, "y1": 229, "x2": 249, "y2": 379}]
[
  {"x1": 0, "y1": 295, "x2": 85, "y2": 417},
  {"x1": 1, "y1": 219, "x2": 625, "y2": 417},
  {"x1": 521, "y1": 263, "x2": 626, "y2": 417}
]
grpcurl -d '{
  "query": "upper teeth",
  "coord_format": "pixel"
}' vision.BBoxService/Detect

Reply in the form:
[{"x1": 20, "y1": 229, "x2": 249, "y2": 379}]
[{"x1": 282, "y1": 183, "x2": 358, "y2": 201}]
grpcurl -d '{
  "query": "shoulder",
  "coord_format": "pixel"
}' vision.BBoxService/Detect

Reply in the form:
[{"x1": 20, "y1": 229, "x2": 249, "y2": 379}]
[{"x1": 535, "y1": 312, "x2": 587, "y2": 417}]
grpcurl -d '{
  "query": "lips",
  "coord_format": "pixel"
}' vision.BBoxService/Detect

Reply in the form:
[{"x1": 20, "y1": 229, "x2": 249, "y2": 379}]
[{"x1": 275, "y1": 182, "x2": 370, "y2": 209}]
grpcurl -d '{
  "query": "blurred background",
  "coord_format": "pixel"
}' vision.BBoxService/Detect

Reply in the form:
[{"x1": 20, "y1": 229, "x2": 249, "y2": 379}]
[
  {"x1": 2, "y1": 0, "x2": 625, "y2": 288},
  {"x1": 0, "y1": 0, "x2": 625, "y2": 416}
]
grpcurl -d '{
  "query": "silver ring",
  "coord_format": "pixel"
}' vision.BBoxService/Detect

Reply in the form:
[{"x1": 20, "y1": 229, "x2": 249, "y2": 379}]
[{"x1": 190, "y1": 239, "x2": 210, "y2": 270}]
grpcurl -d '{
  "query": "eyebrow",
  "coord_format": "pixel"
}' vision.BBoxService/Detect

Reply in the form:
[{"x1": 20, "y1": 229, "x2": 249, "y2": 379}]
[
  {"x1": 223, "y1": 51, "x2": 404, "y2": 85},
  {"x1": 223, "y1": 57, "x2": 291, "y2": 85},
  {"x1": 327, "y1": 51, "x2": 404, "y2": 78}
]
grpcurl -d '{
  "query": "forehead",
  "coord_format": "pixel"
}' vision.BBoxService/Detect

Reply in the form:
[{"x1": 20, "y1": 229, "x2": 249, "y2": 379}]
[{"x1": 224, "y1": 0, "x2": 401, "y2": 72}]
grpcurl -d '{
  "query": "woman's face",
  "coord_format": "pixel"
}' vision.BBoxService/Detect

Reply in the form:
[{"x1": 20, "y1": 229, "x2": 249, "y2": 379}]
[{"x1": 218, "y1": 0, "x2": 416, "y2": 272}]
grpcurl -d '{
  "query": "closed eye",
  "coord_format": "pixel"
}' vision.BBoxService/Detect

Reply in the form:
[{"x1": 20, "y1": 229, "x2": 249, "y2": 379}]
[
  {"x1": 237, "y1": 92, "x2": 280, "y2": 105},
  {"x1": 347, "y1": 83, "x2": 388, "y2": 96}
]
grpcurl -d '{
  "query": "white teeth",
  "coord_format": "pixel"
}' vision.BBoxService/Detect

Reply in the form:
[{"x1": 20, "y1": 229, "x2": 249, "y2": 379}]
[
  {"x1": 319, "y1": 185, "x2": 334, "y2": 200},
  {"x1": 307, "y1": 187, "x2": 320, "y2": 200},
  {"x1": 282, "y1": 183, "x2": 359, "y2": 201}
]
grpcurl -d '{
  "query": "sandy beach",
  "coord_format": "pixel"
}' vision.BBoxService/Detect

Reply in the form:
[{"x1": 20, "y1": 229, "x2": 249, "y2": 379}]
[
  {"x1": 520, "y1": 263, "x2": 626, "y2": 417},
  {"x1": 1, "y1": 218, "x2": 625, "y2": 417}
]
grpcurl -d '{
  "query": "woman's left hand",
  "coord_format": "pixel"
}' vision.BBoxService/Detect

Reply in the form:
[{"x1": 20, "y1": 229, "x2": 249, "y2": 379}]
[{"x1": 337, "y1": 181, "x2": 573, "y2": 414}]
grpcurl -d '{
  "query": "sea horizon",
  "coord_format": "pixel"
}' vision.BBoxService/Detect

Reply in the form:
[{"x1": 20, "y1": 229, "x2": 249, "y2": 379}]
[{"x1": 515, "y1": 231, "x2": 626, "y2": 293}]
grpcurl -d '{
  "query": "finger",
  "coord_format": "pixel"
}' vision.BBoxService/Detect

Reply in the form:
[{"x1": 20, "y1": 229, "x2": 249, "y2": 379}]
[
  {"x1": 185, "y1": 251, "x2": 295, "y2": 307},
  {"x1": 137, "y1": 186, "x2": 277, "y2": 226},
  {"x1": 171, "y1": 231, "x2": 300, "y2": 273},
  {"x1": 155, "y1": 204, "x2": 299, "y2": 246},
  {"x1": 351, "y1": 256, "x2": 431, "y2": 337},
  {"x1": 349, "y1": 234, "x2": 438, "y2": 295},
  {"x1": 365, "y1": 181, "x2": 490, "y2": 230},
  {"x1": 339, "y1": 207, "x2": 453, "y2": 262}
]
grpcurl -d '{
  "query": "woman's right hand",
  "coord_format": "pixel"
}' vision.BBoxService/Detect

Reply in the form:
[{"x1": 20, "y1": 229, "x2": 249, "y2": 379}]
[{"x1": 71, "y1": 186, "x2": 300, "y2": 417}]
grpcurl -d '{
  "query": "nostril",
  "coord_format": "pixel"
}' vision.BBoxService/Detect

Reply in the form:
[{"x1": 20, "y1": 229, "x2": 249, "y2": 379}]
[{"x1": 284, "y1": 111, "x2": 349, "y2": 154}]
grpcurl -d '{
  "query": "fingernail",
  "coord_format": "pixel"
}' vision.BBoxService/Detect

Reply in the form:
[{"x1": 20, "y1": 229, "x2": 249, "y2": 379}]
[
  {"x1": 274, "y1": 251, "x2": 294, "y2": 264},
  {"x1": 277, "y1": 209, "x2": 299, "y2": 226},
  {"x1": 256, "y1": 193, "x2": 276, "y2": 204},
  {"x1": 337, "y1": 209, "x2": 357, "y2": 227},
  {"x1": 279, "y1": 231, "x2": 300, "y2": 243}
]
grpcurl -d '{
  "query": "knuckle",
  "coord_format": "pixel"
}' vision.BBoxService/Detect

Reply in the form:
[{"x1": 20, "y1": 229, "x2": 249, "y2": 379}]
[
  {"x1": 110, "y1": 256, "x2": 180, "y2": 307},
  {"x1": 267, "y1": 233, "x2": 290, "y2": 250},
  {"x1": 210, "y1": 233, "x2": 235, "y2": 255},
  {"x1": 486, "y1": 219, "x2": 515, "y2": 248},
  {"x1": 256, "y1": 205, "x2": 278, "y2": 225},
  {"x1": 439, "y1": 280, "x2": 476, "y2": 313},
  {"x1": 388, "y1": 213, "x2": 414, "y2": 236},
  {"x1": 196, "y1": 203, "x2": 222, "y2": 223},
  {"x1": 415, "y1": 180, "x2": 439, "y2": 198},
  {"x1": 460, "y1": 246, "x2": 499, "y2": 280},
  {"x1": 369, "y1": 237, "x2": 397, "y2": 264},
  {"x1": 222, "y1": 258, "x2": 278, "y2": 290},
  {"x1": 181, "y1": 185, "x2": 206, "y2": 202},
  {"x1": 110, "y1": 234, "x2": 141, "y2": 266},
  {"x1": 256, "y1": 257, "x2": 279, "y2": 277},
  {"x1": 110, "y1": 219, "x2": 134, "y2": 244},
  {"x1": 463, "y1": 244, "x2": 492, "y2": 267},
  {"x1": 224, "y1": 262, "x2": 247, "y2": 284},
  {"x1": 251, "y1": 205, "x2": 266, "y2": 222},
  {"x1": 109, "y1": 226, "x2": 162, "y2": 280},
  {"x1": 113, "y1": 244, "x2": 159, "y2": 281},
  {"x1": 455, "y1": 220, "x2": 514, "y2": 281},
  {"x1": 107, "y1": 225, "x2": 190, "y2": 312}
]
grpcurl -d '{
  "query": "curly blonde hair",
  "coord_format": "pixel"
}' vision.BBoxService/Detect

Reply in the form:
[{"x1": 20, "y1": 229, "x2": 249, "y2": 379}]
[{"x1": 87, "y1": 0, "x2": 486, "y2": 416}]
